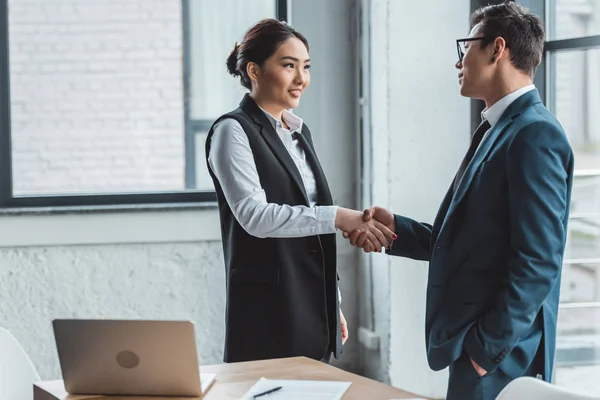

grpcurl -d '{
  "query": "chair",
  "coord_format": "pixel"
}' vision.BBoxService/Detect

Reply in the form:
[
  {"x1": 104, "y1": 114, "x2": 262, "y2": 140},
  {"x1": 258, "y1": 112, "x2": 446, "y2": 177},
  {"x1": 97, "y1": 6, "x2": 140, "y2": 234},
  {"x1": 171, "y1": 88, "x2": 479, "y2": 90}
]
[
  {"x1": 496, "y1": 376, "x2": 600, "y2": 400},
  {"x1": 0, "y1": 327, "x2": 41, "y2": 400}
]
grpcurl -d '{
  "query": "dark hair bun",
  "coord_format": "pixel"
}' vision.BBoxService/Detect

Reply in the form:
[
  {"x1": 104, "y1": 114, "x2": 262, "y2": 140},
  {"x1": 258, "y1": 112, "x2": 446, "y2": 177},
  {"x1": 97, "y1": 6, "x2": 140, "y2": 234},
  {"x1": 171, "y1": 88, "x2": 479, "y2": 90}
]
[{"x1": 226, "y1": 43, "x2": 240, "y2": 77}]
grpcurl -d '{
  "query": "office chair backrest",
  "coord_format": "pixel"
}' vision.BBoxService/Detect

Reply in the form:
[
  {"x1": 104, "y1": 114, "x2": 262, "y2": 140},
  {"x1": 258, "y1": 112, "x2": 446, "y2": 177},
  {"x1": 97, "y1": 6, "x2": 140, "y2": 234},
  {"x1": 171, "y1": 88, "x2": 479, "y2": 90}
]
[
  {"x1": 0, "y1": 327, "x2": 41, "y2": 400},
  {"x1": 496, "y1": 376, "x2": 600, "y2": 400}
]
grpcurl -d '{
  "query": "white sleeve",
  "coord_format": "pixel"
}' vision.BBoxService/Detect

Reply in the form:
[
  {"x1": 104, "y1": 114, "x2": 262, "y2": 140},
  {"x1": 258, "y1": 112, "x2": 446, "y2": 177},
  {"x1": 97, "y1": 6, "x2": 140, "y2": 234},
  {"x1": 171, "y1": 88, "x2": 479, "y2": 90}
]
[{"x1": 208, "y1": 118, "x2": 338, "y2": 238}]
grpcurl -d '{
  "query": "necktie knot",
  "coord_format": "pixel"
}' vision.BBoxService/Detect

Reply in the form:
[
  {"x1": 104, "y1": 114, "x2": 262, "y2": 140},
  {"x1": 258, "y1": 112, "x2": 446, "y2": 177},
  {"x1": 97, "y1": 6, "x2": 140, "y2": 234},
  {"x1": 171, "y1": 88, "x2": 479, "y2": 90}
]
[{"x1": 472, "y1": 120, "x2": 491, "y2": 143}]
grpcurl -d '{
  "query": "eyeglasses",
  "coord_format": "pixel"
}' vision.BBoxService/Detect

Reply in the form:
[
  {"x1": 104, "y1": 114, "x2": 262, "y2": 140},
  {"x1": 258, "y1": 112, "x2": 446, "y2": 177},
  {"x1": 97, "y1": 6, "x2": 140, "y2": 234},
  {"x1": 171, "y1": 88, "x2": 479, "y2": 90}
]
[{"x1": 456, "y1": 37, "x2": 488, "y2": 62}]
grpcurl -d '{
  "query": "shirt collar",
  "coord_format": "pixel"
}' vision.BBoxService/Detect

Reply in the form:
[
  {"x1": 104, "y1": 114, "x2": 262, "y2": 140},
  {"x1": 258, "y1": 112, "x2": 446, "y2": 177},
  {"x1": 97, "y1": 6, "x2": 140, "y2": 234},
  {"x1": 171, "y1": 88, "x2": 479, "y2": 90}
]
[
  {"x1": 481, "y1": 84, "x2": 536, "y2": 127},
  {"x1": 258, "y1": 106, "x2": 304, "y2": 133}
]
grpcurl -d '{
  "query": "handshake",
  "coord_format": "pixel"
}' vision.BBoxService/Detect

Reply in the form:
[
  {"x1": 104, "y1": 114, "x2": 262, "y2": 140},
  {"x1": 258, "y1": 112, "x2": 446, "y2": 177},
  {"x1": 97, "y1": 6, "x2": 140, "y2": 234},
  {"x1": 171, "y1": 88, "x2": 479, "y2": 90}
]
[{"x1": 335, "y1": 206, "x2": 396, "y2": 253}]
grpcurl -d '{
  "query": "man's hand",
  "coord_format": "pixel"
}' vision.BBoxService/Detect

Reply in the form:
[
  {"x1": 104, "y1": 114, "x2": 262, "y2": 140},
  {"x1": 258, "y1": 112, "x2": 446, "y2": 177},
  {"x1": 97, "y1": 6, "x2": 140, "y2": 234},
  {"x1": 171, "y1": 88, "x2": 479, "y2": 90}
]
[
  {"x1": 362, "y1": 207, "x2": 394, "y2": 231},
  {"x1": 335, "y1": 207, "x2": 396, "y2": 250},
  {"x1": 340, "y1": 309, "x2": 348, "y2": 345},
  {"x1": 470, "y1": 358, "x2": 487, "y2": 377},
  {"x1": 343, "y1": 207, "x2": 395, "y2": 252}
]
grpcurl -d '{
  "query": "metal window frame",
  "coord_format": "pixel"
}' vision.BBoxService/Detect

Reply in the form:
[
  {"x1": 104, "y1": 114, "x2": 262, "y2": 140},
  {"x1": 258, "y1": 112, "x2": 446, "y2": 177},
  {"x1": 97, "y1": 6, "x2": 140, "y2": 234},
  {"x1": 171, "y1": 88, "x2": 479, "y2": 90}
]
[
  {"x1": 0, "y1": 0, "x2": 288, "y2": 209},
  {"x1": 0, "y1": 0, "x2": 12, "y2": 207}
]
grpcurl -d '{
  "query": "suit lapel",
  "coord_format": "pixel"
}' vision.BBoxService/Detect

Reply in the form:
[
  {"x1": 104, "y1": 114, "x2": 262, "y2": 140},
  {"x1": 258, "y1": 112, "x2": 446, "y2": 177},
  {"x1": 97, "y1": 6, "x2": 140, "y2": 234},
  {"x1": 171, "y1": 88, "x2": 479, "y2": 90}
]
[
  {"x1": 431, "y1": 183, "x2": 454, "y2": 244},
  {"x1": 239, "y1": 95, "x2": 310, "y2": 205},
  {"x1": 437, "y1": 89, "x2": 543, "y2": 236},
  {"x1": 437, "y1": 118, "x2": 512, "y2": 236},
  {"x1": 294, "y1": 126, "x2": 333, "y2": 205},
  {"x1": 451, "y1": 118, "x2": 511, "y2": 205}
]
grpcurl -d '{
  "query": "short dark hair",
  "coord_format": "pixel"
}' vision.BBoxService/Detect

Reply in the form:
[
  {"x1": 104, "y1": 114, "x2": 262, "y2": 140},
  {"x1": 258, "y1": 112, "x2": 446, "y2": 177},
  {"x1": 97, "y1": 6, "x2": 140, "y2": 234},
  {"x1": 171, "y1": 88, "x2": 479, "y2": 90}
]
[
  {"x1": 226, "y1": 19, "x2": 309, "y2": 90},
  {"x1": 471, "y1": 1, "x2": 545, "y2": 77}
]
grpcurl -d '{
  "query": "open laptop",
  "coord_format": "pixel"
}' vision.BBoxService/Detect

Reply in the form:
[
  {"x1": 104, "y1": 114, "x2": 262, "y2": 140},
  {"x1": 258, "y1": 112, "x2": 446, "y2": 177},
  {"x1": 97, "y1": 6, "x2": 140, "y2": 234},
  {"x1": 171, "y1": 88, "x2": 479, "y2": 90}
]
[{"x1": 52, "y1": 319, "x2": 215, "y2": 397}]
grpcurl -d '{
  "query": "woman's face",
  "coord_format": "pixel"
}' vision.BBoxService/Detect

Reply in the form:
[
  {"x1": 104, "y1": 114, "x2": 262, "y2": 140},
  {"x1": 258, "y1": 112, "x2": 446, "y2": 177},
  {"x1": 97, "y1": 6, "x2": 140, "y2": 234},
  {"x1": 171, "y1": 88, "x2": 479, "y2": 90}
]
[{"x1": 251, "y1": 37, "x2": 311, "y2": 110}]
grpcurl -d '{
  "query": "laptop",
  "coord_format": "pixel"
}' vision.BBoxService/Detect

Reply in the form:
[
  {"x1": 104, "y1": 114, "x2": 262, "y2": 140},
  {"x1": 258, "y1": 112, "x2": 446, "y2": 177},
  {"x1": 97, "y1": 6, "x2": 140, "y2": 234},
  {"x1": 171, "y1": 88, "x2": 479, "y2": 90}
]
[{"x1": 52, "y1": 319, "x2": 215, "y2": 397}]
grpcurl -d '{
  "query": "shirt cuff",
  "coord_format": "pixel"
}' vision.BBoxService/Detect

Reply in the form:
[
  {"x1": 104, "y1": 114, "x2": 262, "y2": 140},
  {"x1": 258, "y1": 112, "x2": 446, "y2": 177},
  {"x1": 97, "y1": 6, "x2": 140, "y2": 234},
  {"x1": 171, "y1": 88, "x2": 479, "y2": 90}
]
[{"x1": 315, "y1": 205, "x2": 338, "y2": 234}]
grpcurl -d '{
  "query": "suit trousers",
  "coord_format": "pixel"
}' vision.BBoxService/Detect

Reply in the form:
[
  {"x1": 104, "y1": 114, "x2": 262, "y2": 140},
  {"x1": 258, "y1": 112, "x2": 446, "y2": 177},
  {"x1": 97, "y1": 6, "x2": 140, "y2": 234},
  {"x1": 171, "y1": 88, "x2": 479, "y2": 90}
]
[{"x1": 446, "y1": 350, "x2": 543, "y2": 400}]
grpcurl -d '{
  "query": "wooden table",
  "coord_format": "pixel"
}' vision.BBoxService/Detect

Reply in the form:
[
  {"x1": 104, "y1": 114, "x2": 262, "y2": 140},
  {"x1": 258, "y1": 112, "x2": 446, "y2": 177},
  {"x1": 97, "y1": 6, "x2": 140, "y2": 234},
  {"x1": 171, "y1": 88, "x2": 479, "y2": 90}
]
[{"x1": 34, "y1": 356, "x2": 425, "y2": 399}]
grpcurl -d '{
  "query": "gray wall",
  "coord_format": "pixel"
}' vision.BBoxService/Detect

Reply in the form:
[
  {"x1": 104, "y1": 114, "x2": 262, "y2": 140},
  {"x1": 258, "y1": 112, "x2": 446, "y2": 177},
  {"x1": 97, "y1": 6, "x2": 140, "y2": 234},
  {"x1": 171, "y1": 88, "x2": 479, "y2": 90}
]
[{"x1": 362, "y1": 0, "x2": 471, "y2": 398}]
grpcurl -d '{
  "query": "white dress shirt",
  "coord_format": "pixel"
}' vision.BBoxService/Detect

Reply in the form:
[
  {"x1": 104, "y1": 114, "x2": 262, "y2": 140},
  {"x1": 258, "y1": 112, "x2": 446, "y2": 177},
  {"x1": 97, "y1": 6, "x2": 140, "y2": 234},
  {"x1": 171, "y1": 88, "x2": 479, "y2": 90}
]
[
  {"x1": 477, "y1": 84, "x2": 536, "y2": 152},
  {"x1": 208, "y1": 108, "x2": 338, "y2": 239}
]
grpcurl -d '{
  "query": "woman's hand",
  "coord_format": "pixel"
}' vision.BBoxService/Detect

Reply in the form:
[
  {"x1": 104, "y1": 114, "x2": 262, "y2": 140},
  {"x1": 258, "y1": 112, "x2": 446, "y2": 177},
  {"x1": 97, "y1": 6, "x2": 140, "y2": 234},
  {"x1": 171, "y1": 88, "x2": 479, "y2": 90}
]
[
  {"x1": 343, "y1": 206, "x2": 396, "y2": 252},
  {"x1": 335, "y1": 208, "x2": 396, "y2": 251},
  {"x1": 340, "y1": 309, "x2": 348, "y2": 345}
]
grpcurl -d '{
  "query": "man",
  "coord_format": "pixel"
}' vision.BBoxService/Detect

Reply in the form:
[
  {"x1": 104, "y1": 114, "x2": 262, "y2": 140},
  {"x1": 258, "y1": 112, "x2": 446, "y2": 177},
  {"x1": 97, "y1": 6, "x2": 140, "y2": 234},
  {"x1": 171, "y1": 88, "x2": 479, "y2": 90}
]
[{"x1": 347, "y1": 2, "x2": 573, "y2": 399}]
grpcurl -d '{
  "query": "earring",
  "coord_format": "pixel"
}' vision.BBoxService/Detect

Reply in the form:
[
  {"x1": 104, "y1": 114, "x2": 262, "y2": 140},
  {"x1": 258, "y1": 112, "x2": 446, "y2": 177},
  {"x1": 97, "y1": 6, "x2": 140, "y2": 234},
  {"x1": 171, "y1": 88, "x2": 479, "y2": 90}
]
[{"x1": 491, "y1": 56, "x2": 496, "y2": 62}]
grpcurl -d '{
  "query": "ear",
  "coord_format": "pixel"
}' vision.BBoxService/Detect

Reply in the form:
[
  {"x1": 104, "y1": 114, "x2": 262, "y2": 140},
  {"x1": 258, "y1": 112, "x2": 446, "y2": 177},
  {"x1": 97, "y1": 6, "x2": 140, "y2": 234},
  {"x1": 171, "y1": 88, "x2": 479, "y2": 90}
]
[
  {"x1": 491, "y1": 36, "x2": 507, "y2": 63},
  {"x1": 246, "y1": 62, "x2": 260, "y2": 83}
]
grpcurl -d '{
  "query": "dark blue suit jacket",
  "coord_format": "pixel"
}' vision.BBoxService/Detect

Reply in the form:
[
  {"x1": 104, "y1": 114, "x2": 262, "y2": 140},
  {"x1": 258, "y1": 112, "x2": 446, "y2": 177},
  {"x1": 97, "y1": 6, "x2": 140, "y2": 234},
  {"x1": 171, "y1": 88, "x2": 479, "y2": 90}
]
[{"x1": 389, "y1": 89, "x2": 573, "y2": 382}]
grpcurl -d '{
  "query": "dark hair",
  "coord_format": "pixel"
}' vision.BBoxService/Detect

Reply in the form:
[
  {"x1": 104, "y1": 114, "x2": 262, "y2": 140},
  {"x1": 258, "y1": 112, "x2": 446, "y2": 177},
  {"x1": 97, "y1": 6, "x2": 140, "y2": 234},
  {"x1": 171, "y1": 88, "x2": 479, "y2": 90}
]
[
  {"x1": 226, "y1": 19, "x2": 309, "y2": 90},
  {"x1": 471, "y1": 1, "x2": 544, "y2": 77}
]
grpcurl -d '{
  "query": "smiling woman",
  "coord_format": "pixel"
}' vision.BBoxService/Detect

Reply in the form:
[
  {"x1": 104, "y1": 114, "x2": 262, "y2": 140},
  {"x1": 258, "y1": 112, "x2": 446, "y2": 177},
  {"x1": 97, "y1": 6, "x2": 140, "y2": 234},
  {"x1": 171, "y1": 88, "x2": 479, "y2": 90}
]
[
  {"x1": 225, "y1": 19, "x2": 311, "y2": 113},
  {"x1": 203, "y1": 19, "x2": 395, "y2": 365}
]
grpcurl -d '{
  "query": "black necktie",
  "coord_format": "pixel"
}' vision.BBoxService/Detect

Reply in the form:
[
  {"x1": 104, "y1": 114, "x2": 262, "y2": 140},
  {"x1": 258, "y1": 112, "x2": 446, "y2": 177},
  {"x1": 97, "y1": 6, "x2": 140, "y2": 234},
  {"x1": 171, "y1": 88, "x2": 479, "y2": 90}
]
[{"x1": 453, "y1": 120, "x2": 491, "y2": 193}]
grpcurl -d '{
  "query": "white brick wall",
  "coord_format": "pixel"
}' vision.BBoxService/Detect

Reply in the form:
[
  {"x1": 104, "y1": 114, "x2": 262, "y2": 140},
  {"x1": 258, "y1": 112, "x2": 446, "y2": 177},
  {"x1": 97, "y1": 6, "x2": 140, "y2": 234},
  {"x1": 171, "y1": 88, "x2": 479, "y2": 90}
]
[{"x1": 8, "y1": 0, "x2": 185, "y2": 194}]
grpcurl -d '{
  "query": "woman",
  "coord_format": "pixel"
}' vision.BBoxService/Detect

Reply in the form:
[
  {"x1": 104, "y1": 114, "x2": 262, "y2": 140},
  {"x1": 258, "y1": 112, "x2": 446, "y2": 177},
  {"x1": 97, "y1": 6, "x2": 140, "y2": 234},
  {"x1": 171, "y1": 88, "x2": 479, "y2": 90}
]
[{"x1": 205, "y1": 19, "x2": 395, "y2": 363}]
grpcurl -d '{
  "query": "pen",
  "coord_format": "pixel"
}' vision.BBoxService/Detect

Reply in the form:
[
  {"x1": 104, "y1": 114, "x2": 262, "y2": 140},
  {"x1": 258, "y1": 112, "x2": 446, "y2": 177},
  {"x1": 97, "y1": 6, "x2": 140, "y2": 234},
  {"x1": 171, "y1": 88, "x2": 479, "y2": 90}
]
[{"x1": 253, "y1": 386, "x2": 282, "y2": 398}]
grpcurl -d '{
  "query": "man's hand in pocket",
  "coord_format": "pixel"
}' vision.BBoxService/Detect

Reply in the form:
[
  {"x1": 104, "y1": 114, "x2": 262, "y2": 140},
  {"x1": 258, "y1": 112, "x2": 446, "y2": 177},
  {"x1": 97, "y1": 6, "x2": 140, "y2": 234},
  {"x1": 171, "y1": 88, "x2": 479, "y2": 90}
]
[{"x1": 470, "y1": 358, "x2": 487, "y2": 377}]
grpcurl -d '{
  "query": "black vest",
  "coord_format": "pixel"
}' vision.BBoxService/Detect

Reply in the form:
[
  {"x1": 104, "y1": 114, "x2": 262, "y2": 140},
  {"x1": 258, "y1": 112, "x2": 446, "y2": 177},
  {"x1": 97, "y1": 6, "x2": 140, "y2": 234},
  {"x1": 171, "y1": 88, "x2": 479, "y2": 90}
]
[{"x1": 205, "y1": 94, "x2": 340, "y2": 362}]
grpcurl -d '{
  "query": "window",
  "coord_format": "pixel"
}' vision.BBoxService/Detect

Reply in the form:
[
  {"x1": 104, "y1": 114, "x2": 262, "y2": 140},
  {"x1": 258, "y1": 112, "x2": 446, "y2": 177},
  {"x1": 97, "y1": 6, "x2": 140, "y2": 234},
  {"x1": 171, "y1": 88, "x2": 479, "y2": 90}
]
[
  {"x1": 0, "y1": 0, "x2": 287, "y2": 207},
  {"x1": 548, "y1": 0, "x2": 600, "y2": 40},
  {"x1": 544, "y1": 0, "x2": 600, "y2": 394}
]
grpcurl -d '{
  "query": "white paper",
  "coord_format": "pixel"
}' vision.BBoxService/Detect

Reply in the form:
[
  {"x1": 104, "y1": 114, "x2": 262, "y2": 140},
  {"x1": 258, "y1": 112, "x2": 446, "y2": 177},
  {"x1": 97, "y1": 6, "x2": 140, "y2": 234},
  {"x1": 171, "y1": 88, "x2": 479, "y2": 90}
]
[
  {"x1": 200, "y1": 372, "x2": 216, "y2": 394},
  {"x1": 242, "y1": 377, "x2": 352, "y2": 400}
]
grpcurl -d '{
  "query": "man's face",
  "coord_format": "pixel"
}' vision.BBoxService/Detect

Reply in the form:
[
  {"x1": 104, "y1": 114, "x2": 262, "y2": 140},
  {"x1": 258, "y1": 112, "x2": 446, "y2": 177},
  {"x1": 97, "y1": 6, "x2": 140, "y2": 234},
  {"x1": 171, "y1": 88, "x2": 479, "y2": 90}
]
[{"x1": 456, "y1": 23, "x2": 493, "y2": 99}]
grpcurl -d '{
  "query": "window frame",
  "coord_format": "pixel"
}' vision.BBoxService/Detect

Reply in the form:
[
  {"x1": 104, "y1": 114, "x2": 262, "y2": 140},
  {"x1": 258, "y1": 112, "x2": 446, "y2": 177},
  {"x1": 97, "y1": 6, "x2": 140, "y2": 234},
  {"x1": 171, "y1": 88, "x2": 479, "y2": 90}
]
[{"x1": 0, "y1": 0, "x2": 288, "y2": 209}]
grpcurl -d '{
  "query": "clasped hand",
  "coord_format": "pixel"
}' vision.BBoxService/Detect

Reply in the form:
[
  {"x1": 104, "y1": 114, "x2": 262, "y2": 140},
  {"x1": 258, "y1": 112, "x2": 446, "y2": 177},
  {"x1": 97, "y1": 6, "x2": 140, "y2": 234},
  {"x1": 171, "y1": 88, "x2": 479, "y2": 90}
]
[{"x1": 337, "y1": 207, "x2": 395, "y2": 252}]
